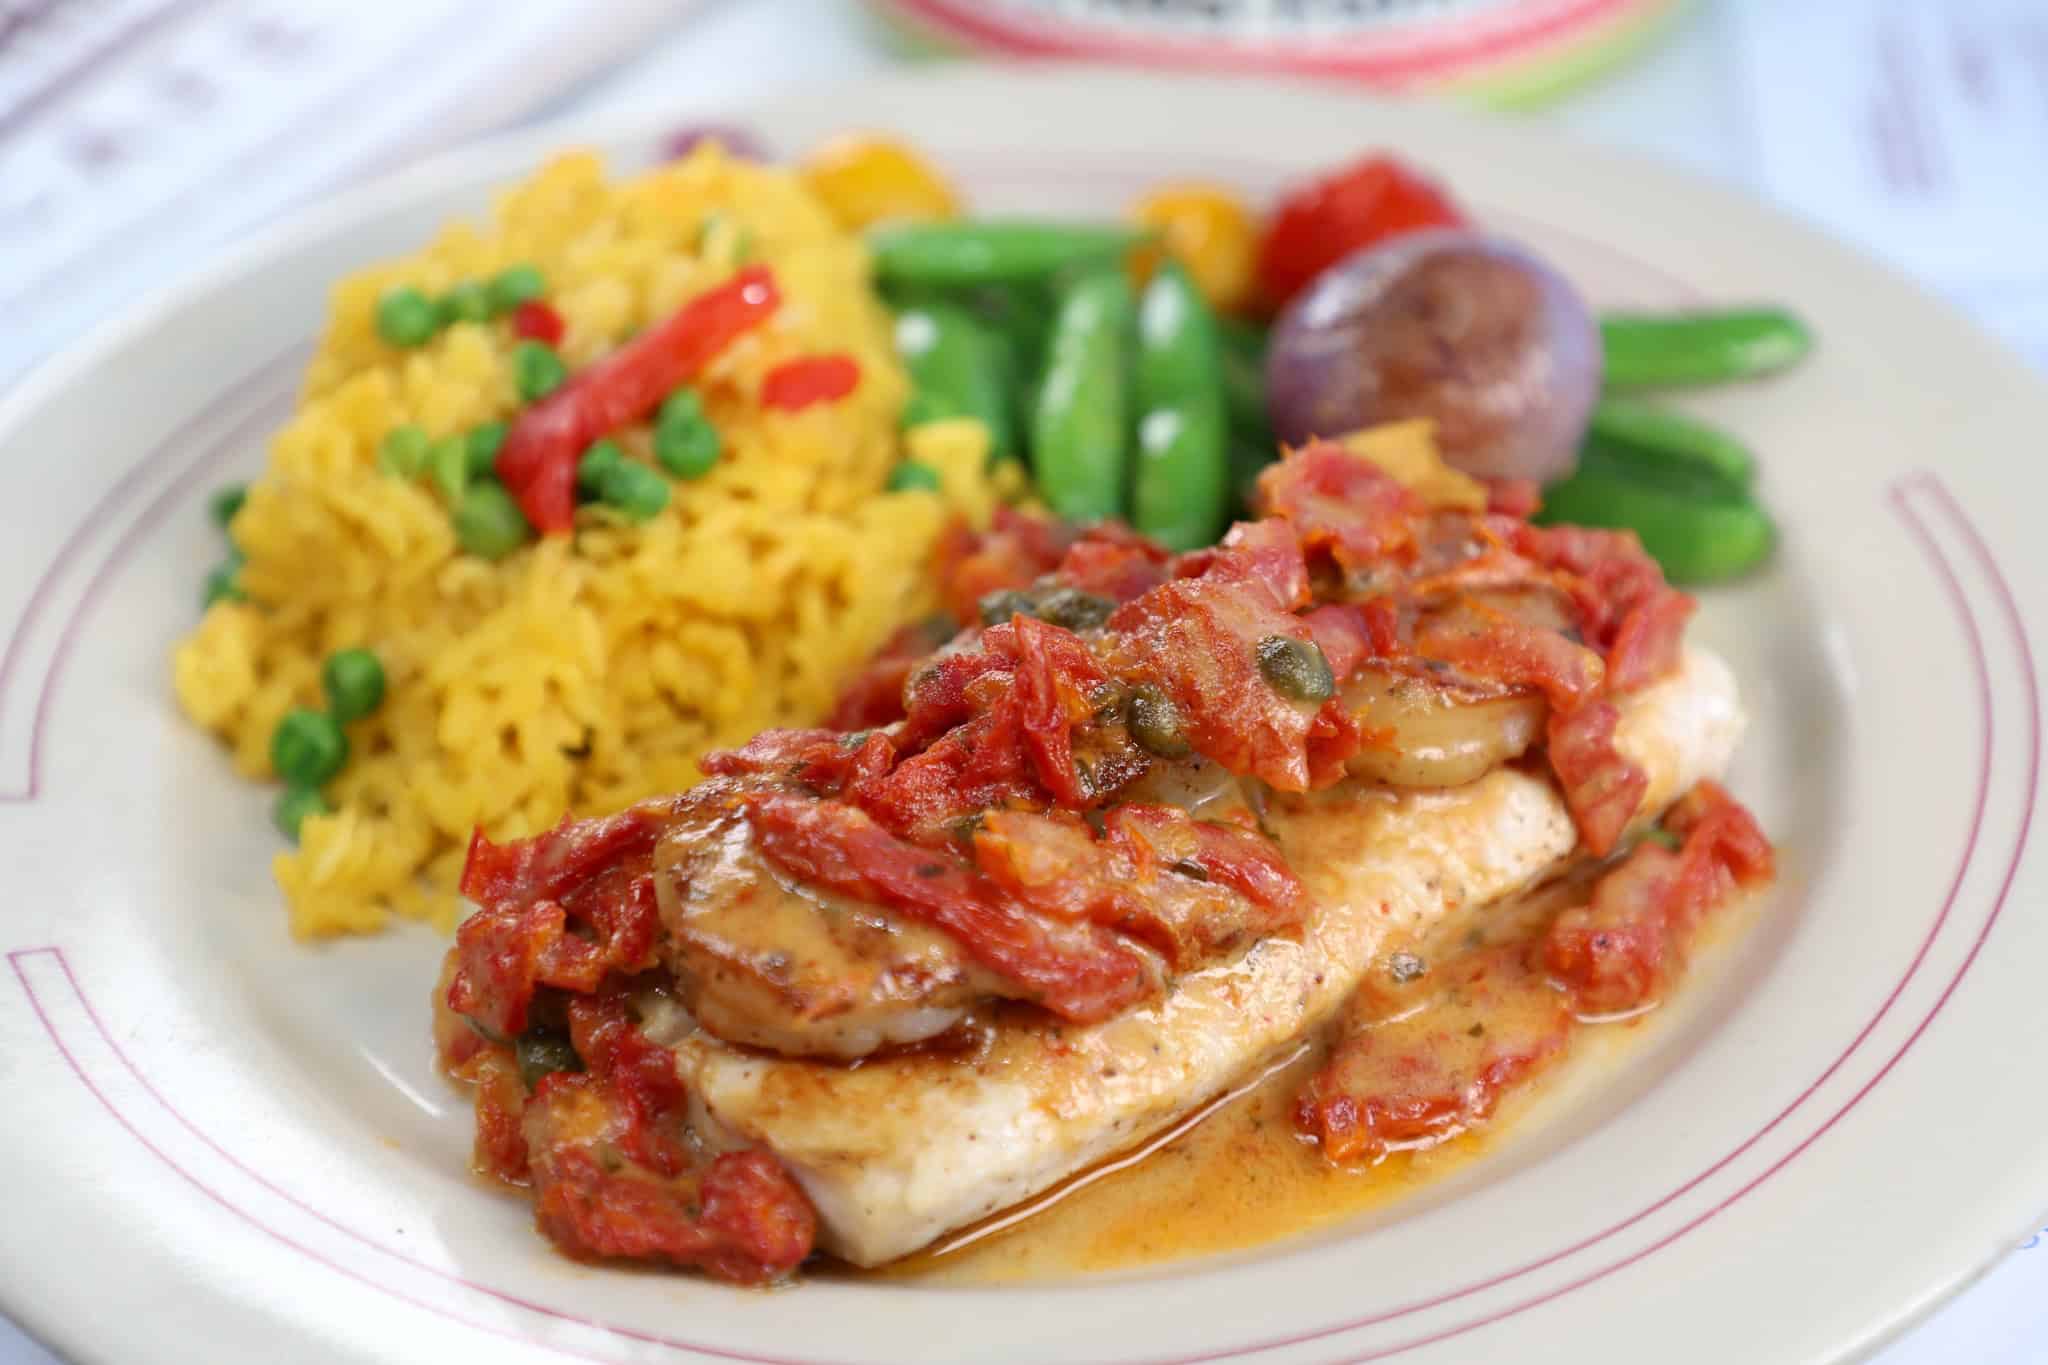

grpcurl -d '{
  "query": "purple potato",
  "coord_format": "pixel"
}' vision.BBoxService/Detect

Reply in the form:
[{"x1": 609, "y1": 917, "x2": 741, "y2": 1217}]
[{"x1": 1265, "y1": 229, "x2": 1599, "y2": 484}]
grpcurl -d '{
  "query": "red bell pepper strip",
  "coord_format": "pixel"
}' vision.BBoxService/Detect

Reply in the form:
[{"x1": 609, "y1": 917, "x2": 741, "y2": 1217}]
[
  {"x1": 510, "y1": 300, "x2": 566, "y2": 345},
  {"x1": 497, "y1": 265, "x2": 781, "y2": 533},
  {"x1": 760, "y1": 353, "x2": 860, "y2": 412}
]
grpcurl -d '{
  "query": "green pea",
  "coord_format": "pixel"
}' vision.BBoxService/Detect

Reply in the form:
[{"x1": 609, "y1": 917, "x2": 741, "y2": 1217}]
[
  {"x1": 453, "y1": 480, "x2": 532, "y2": 560},
  {"x1": 273, "y1": 784, "x2": 332, "y2": 842},
  {"x1": 516, "y1": 1032, "x2": 583, "y2": 1090},
  {"x1": 209, "y1": 483, "x2": 248, "y2": 530},
  {"x1": 485, "y1": 264, "x2": 546, "y2": 315},
  {"x1": 1256, "y1": 635, "x2": 1334, "y2": 703},
  {"x1": 271, "y1": 708, "x2": 349, "y2": 786},
  {"x1": 425, "y1": 436, "x2": 469, "y2": 504},
  {"x1": 321, "y1": 648, "x2": 386, "y2": 724},
  {"x1": 465, "y1": 421, "x2": 508, "y2": 479},
  {"x1": 203, "y1": 551, "x2": 246, "y2": 608},
  {"x1": 1126, "y1": 684, "x2": 1191, "y2": 758},
  {"x1": 442, "y1": 281, "x2": 492, "y2": 325},
  {"x1": 512, "y1": 342, "x2": 568, "y2": 402},
  {"x1": 654, "y1": 412, "x2": 721, "y2": 479},
  {"x1": 598, "y1": 461, "x2": 670, "y2": 522},
  {"x1": 375, "y1": 286, "x2": 440, "y2": 348},
  {"x1": 659, "y1": 388, "x2": 705, "y2": 426},
  {"x1": 577, "y1": 438, "x2": 627, "y2": 493},
  {"x1": 886, "y1": 461, "x2": 943, "y2": 493},
  {"x1": 379, "y1": 424, "x2": 431, "y2": 476}
]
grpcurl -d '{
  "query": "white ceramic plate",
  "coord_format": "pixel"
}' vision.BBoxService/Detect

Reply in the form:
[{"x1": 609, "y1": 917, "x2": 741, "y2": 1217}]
[{"x1": 1, "y1": 68, "x2": 2043, "y2": 1365}]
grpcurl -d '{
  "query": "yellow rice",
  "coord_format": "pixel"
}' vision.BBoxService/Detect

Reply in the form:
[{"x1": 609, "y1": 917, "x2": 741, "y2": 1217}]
[{"x1": 172, "y1": 146, "x2": 1014, "y2": 939}]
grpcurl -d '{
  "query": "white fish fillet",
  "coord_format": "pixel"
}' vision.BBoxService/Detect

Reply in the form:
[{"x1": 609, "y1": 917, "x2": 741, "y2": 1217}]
[{"x1": 663, "y1": 646, "x2": 1744, "y2": 1266}]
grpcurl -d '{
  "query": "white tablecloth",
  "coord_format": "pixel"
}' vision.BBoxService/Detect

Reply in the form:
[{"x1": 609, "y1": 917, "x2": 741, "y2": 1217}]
[{"x1": 3, "y1": 0, "x2": 2042, "y2": 1359}]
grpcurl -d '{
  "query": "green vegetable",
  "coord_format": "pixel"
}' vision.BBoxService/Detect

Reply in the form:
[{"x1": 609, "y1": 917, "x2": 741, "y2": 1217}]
[
  {"x1": 1228, "y1": 433, "x2": 1278, "y2": 522},
  {"x1": 375, "y1": 286, "x2": 441, "y2": 348},
  {"x1": 273, "y1": 785, "x2": 332, "y2": 842},
  {"x1": 1586, "y1": 397, "x2": 1757, "y2": 489},
  {"x1": 452, "y1": 480, "x2": 532, "y2": 560},
  {"x1": 892, "y1": 301, "x2": 1019, "y2": 462},
  {"x1": 321, "y1": 648, "x2": 386, "y2": 724},
  {"x1": 209, "y1": 483, "x2": 248, "y2": 530},
  {"x1": 577, "y1": 438, "x2": 627, "y2": 493},
  {"x1": 516, "y1": 1032, "x2": 583, "y2": 1090},
  {"x1": 597, "y1": 460, "x2": 670, "y2": 522},
  {"x1": 465, "y1": 422, "x2": 508, "y2": 479},
  {"x1": 886, "y1": 461, "x2": 943, "y2": 493},
  {"x1": 655, "y1": 392, "x2": 722, "y2": 479},
  {"x1": 1125, "y1": 684, "x2": 1191, "y2": 758},
  {"x1": 271, "y1": 708, "x2": 349, "y2": 786},
  {"x1": 977, "y1": 589, "x2": 1035, "y2": 627},
  {"x1": 1218, "y1": 317, "x2": 1272, "y2": 441},
  {"x1": 485, "y1": 264, "x2": 546, "y2": 315},
  {"x1": 1031, "y1": 270, "x2": 1136, "y2": 524},
  {"x1": 1599, "y1": 308, "x2": 1812, "y2": 390},
  {"x1": 442, "y1": 281, "x2": 492, "y2": 325},
  {"x1": 512, "y1": 341, "x2": 568, "y2": 402},
  {"x1": 203, "y1": 551, "x2": 246, "y2": 608},
  {"x1": 1256, "y1": 635, "x2": 1334, "y2": 703},
  {"x1": 379, "y1": 424, "x2": 431, "y2": 477},
  {"x1": 897, "y1": 390, "x2": 957, "y2": 431},
  {"x1": 1032, "y1": 588, "x2": 1115, "y2": 632},
  {"x1": 1131, "y1": 261, "x2": 1229, "y2": 551},
  {"x1": 425, "y1": 436, "x2": 469, "y2": 504},
  {"x1": 870, "y1": 221, "x2": 1145, "y2": 289},
  {"x1": 1537, "y1": 439, "x2": 1776, "y2": 584}
]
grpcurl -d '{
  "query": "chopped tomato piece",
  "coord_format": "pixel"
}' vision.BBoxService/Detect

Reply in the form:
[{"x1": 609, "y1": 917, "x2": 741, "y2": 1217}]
[
  {"x1": 823, "y1": 617, "x2": 958, "y2": 731},
  {"x1": 1606, "y1": 587, "x2": 1696, "y2": 693},
  {"x1": 1412, "y1": 598, "x2": 1605, "y2": 712},
  {"x1": 1545, "y1": 700, "x2": 1647, "y2": 858},
  {"x1": 970, "y1": 804, "x2": 1305, "y2": 970},
  {"x1": 744, "y1": 792, "x2": 1160, "y2": 1021},
  {"x1": 524, "y1": 1075, "x2": 814, "y2": 1283},
  {"x1": 1106, "y1": 573, "x2": 1328, "y2": 791},
  {"x1": 760, "y1": 353, "x2": 861, "y2": 411},
  {"x1": 1255, "y1": 441, "x2": 1423, "y2": 581},
  {"x1": 1256, "y1": 154, "x2": 1466, "y2": 312},
  {"x1": 1544, "y1": 781, "x2": 1775, "y2": 1014},
  {"x1": 1296, "y1": 944, "x2": 1575, "y2": 1165},
  {"x1": 497, "y1": 266, "x2": 780, "y2": 533}
]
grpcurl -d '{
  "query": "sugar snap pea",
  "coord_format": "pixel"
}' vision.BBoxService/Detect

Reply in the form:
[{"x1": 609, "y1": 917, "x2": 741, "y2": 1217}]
[
  {"x1": 1132, "y1": 261, "x2": 1229, "y2": 550},
  {"x1": 1587, "y1": 397, "x2": 1756, "y2": 490},
  {"x1": 1599, "y1": 308, "x2": 1812, "y2": 390},
  {"x1": 1539, "y1": 439, "x2": 1775, "y2": 584},
  {"x1": 1217, "y1": 317, "x2": 1273, "y2": 442},
  {"x1": 1032, "y1": 270, "x2": 1136, "y2": 524},
  {"x1": 893, "y1": 301, "x2": 1019, "y2": 462},
  {"x1": 871, "y1": 221, "x2": 1146, "y2": 289}
]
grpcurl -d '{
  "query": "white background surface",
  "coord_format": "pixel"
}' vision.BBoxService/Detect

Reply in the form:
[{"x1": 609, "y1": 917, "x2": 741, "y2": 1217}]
[{"x1": 3, "y1": 0, "x2": 2042, "y2": 1359}]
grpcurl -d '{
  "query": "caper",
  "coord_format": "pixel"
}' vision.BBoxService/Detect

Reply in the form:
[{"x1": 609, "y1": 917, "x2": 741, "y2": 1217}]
[
  {"x1": 978, "y1": 589, "x2": 1035, "y2": 626},
  {"x1": 516, "y1": 1032, "x2": 583, "y2": 1090},
  {"x1": 1126, "y1": 683, "x2": 1192, "y2": 758},
  {"x1": 1034, "y1": 587, "x2": 1114, "y2": 632},
  {"x1": 1255, "y1": 634, "x2": 1335, "y2": 703}
]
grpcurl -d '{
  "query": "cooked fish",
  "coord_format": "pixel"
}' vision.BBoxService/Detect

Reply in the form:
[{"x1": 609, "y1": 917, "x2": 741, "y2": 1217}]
[{"x1": 653, "y1": 645, "x2": 1741, "y2": 1265}]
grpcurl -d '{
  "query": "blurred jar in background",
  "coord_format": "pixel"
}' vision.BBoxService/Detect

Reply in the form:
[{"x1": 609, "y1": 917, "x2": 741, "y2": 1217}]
[{"x1": 867, "y1": 0, "x2": 1688, "y2": 107}]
